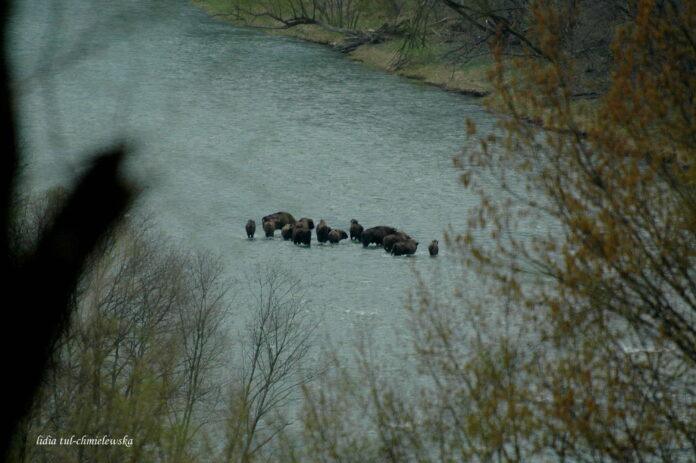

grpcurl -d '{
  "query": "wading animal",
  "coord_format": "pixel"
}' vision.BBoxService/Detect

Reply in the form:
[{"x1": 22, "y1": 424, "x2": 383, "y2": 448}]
[
  {"x1": 383, "y1": 232, "x2": 412, "y2": 253},
  {"x1": 328, "y1": 229, "x2": 348, "y2": 244},
  {"x1": 361, "y1": 226, "x2": 398, "y2": 247},
  {"x1": 316, "y1": 219, "x2": 331, "y2": 243},
  {"x1": 349, "y1": 219, "x2": 363, "y2": 241},
  {"x1": 428, "y1": 240, "x2": 439, "y2": 256},
  {"x1": 263, "y1": 220, "x2": 276, "y2": 238},
  {"x1": 296, "y1": 217, "x2": 315, "y2": 230},
  {"x1": 262, "y1": 212, "x2": 296, "y2": 230},
  {"x1": 245, "y1": 219, "x2": 256, "y2": 239},
  {"x1": 392, "y1": 239, "x2": 418, "y2": 256},
  {"x1": 292, "y1": 225, "x2": 311, "y2": 246},
  {"x1": 281, "y1": 223, "x2": 294, "y2": 240}
]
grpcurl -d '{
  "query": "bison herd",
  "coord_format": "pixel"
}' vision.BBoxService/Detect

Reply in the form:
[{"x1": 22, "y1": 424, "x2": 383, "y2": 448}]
[{"x1": 245, "y1": 211, "x2": 439, "y2": 257}]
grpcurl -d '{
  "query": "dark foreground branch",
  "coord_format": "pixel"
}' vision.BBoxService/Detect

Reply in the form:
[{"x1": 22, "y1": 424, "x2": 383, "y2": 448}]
[{"x1": 0, "y1": 0, "x2": 134, "y2": 459}]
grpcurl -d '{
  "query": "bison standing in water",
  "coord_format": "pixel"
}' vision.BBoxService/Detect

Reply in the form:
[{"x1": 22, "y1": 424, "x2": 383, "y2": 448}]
[
  {"x1": 262, "y1": 211, "x2": 296, "y2": 230},
  {"x1": 428, "y1": 240, "x2": 439, "y2": 256},
  {"x1": 316, "y1": 219, "x2": 331, "y2": 243},
  {"x1": 349, "y1": 219, "x2": 363, "y2": 241},
  {"x1": 383, "y1": 231, "x2": 412, "y2": 253},
  {"x1": 361, "y1": 226, "x2": 398, "y2": 247},
  {"x1": 292, "y1": 225, "x2": 311, "y2": 246},
  {"x1": 328, "y1": 229, "x2": 348, "y2": 244},
  {"x1": 245, "y1": 219, "x2": 256, "y2": 239},
  {"x1": 296, "y1": 217, "x2": 315, "y2": 230},
  {"x1": 392, "y1": 239, "x2": 418, "y2": 256},
  {"x1": 281, "y1": 224, "x2": 294, "y2": 240},
  {"x1": 263, "y1": 220, "x2": 276, "y2": 238}
]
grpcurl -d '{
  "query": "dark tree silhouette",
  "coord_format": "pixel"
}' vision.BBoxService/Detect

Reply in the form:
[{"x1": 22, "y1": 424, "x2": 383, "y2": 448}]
[{"x1": 0, "y1": 0, "x2": 134, "y2": 459}]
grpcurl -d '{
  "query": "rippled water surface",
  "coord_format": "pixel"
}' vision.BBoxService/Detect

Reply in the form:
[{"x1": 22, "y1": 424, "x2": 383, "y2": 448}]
[{"x1": 10, "y1": 0, "x2": 509, "y2": 358}]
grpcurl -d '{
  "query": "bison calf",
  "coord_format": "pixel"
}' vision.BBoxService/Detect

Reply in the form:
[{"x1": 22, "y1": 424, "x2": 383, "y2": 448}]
[{"x1": 245, "y1": 219, "x2": 256, "y2": 239}]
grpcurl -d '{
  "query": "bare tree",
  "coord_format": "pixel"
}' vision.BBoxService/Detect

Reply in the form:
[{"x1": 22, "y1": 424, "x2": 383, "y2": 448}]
[
  {"x1": 171, "y1": 252, "x2": 232, "y2": 461},
  {"x1": 222, "y1": 265, "x2": 316, "y2": 463},
  {"x1": 10, "y1": 212, "x2": 238, "y2": 463}
]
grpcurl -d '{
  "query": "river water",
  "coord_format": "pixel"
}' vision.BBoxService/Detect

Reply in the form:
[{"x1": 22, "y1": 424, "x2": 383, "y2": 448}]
[{"x1": 9, "y1": 0, "x2": 504, "y2": 368}]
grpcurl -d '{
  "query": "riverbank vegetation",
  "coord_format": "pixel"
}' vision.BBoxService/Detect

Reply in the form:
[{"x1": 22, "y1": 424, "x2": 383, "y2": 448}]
[
  {"x1": 291, "y1": 1, "x2": 696, "y2": 461},
  {"x1": 195, "y1": 0, "x2": 629, "y2": 99},
  {"x1": 6, "y1": 0, "x2": 695, "y2": 461},
  {"x1": 202, "y1": 1, "x2": 692, "y2": 461},
  {"x1": 8, "y1": 192, "x2": 316, "y2": 462}
]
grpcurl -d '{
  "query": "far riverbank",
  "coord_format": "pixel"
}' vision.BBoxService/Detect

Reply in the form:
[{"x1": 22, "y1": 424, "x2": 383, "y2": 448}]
[{"x1": 192, "y1": 0, "x2": 491, "y2": 98}]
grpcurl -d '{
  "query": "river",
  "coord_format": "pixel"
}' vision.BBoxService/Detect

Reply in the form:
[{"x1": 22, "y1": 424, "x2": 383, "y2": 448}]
[{"x1": 9, "y1": 0, "x2": 505, "y2": 373}]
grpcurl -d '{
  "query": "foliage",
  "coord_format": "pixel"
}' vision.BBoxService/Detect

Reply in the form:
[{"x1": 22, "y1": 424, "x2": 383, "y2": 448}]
[
  {"x1": 10, "y1": 0, "x2": 695, "y2": 461},
  {"x1": 461, "y1": 0, "x2": 696, "y2": 458},
  {"x1": 295, "y1": 0, "x2": 696, "y2": 461},
  {"x1": 8, "y1": 203, "x2": 315, "y2": 463},
  {"x1": 218, "y1": 0, "x2": 624, "y2": 90},
  {"x1": 219, "y1": 266, "x2": 317, "y2": 463},
  {"x1": 225, "y1": 0, "x2": 406, "y2": 29}
]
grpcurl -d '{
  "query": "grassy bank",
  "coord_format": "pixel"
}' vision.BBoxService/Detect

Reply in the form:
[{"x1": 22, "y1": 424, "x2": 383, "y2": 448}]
[
  {"x1": 192, "y1": 0, "x2": 491, "y2": 97},
  {"x1": 349, "y1": 41, "x2": 490, "y2": 96}
]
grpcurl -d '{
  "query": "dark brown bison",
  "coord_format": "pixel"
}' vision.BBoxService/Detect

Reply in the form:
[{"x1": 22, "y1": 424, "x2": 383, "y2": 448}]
[
  {"x1": 292, "y1": 226, "x2": 311, "y2": 246},
  {"x1": 262, "y1": 212, "x2": 296, "y2": 230},
  {"x1": 245, "y1": 219, "x2": 256, "y2": 239},
  {"x1": 328, "y1": 229, "x2": 348, "y2": 244},
  {"x1": 361, "y1": 226, "x2": 397, "y2": 247},
  {"x1": 263, "y1": 220, "x2": 276, "y2": 238},
  {"x1": 392, "y1": 239, "x2": 418, "y2": 256},
  {"x1": 383, "y1": 231, "x2": 412, "y2": 253},
  {"x1": 349, "y1": 219, "x2": 363, "y2": 241},
  {"x1": 296, "y1": 217, "x2": 315, "y2": 229},
  {"x1": 281, "y1": 224, "x2": 294, "y2": 240},
  {"x1": 428, "y1": 240, "x2": 439, "y2": 256},
  {"x1": 316, "y1": 219, "x2": 331, "y2": 243}
]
